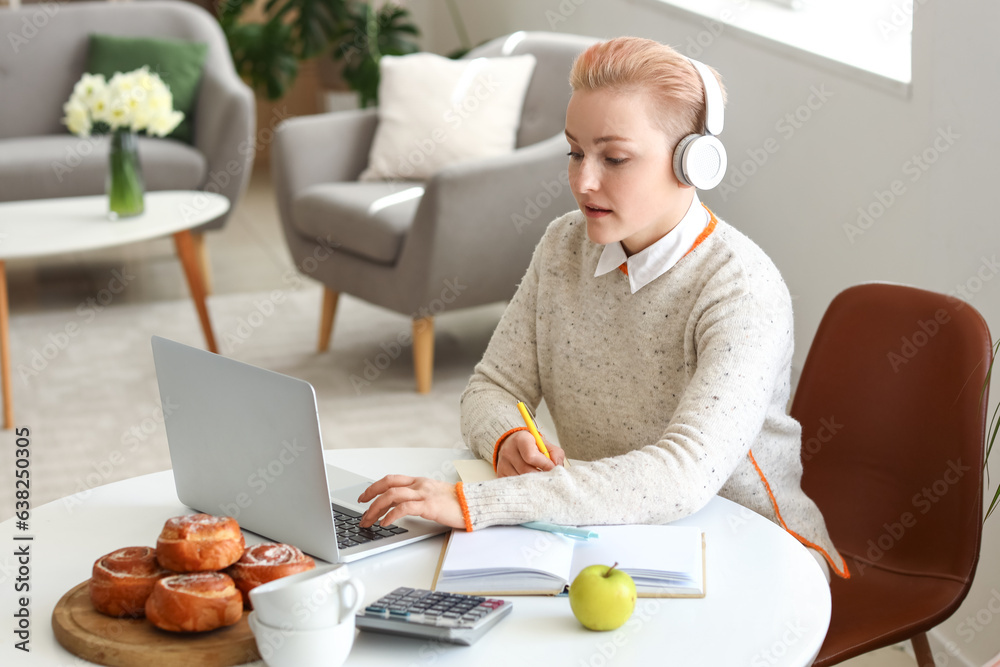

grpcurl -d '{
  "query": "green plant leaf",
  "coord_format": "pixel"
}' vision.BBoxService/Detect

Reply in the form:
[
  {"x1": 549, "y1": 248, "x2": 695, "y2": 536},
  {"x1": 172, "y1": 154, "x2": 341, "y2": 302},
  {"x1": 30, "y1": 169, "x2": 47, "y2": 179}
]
[
  {"x1": 266, "y1": 0, "x2": 352, "y2": 59},
  {"x1": 225, "y1": 18, "x2": 299, "y2": 100},
  {"x1": 219, "y1": 1, "x2": 418, "y2": 105},
  {"x1": 221, "y1": 0, "x2": 355, "y2": 99},
  {"x1": 218, "y1": 0, "x2": 255, "y2": 27},
  {"x1": 983, "y1": 339, "x2": 999, "y2": 520},
  {"x1": 330, "y1": 2, "x2": 419, "y2": 107}
]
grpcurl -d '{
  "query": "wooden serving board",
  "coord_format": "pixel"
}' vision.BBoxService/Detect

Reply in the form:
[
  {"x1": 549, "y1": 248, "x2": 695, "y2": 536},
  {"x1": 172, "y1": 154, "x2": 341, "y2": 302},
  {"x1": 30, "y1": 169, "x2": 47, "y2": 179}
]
[{"x1": 52, "y1": 581, "x2": 261, "y2": 667}]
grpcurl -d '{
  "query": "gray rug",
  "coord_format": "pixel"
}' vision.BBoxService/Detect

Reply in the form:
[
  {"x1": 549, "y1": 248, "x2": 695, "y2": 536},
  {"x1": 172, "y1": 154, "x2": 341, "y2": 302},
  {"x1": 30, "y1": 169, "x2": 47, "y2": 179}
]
[{"x1": 0, "y1": 284, "x2": 508, "y2": 521}]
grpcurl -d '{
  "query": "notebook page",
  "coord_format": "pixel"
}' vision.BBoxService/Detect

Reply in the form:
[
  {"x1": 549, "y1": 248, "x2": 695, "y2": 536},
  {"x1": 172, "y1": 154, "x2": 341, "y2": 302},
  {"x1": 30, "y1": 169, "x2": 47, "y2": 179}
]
[
  {"x1": 452, "y1": 459, "x2": 497, "y2": 483},
  {"x1": 442, "y1": 526, "x2": 577, "y2": 581},
  {"x1": 568, "y1": 525, "x2": 703, "y2": 584}
]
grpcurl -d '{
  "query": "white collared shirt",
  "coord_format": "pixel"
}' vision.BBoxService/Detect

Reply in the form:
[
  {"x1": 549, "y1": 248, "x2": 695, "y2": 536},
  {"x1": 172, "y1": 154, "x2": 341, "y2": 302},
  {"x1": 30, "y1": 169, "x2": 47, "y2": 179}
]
[{"x1": 594, "y1": 193, "x2": 712, "y2": 294}]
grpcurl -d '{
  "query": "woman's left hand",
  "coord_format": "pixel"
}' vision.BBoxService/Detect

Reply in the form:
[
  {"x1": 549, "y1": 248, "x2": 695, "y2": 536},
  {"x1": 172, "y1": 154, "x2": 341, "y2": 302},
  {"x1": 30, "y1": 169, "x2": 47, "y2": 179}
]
[{"x1": 357, "y1": 475, "x2": 466, "y2": 529}]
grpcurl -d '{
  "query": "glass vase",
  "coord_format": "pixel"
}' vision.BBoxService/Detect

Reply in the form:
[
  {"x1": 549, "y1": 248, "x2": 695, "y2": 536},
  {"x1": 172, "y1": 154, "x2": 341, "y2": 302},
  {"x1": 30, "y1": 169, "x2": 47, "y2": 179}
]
[{"x1": 107, "y1": 128, "x2": 145, "y2": 220}]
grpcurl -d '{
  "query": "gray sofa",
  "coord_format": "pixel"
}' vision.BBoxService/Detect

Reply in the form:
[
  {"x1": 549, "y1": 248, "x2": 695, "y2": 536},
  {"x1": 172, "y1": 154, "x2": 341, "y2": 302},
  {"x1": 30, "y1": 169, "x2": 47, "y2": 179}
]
[{"x1": 0, "y1": 0, "x2": 254, "y2": 232}]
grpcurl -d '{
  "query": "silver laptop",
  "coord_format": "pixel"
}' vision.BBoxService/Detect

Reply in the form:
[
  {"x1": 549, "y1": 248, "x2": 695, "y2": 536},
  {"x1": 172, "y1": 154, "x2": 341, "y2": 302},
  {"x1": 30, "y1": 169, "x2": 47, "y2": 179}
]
[{"x1": 150, "y1": 335, "x2": 447, "y2": 563}]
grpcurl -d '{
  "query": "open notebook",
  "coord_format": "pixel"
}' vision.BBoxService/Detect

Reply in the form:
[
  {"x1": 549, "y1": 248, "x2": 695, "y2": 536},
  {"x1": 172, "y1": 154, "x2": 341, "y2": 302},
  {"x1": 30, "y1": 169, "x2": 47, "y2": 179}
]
[{"x1": 431, "y1": 524, "x2": 705, "y2": 597}]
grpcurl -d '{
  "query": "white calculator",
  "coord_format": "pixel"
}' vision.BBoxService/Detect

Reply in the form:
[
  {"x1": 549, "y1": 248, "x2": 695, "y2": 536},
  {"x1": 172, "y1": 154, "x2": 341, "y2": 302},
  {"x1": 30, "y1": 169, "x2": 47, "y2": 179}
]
[{"x1": 355, "y1": 587, "x2": 513, "y2": 646}]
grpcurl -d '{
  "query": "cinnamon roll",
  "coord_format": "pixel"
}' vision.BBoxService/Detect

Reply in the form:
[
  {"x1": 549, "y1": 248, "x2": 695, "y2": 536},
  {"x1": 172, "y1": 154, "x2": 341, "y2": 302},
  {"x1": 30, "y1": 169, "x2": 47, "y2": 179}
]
[
  {"x1": 145, "y1": 572, "x2": 243, "y2": 632},
  {"x1": 226, "y1": 543, "x2": 316, "y2": 608},
  {"x1": 89, "y1": 546, "x2": 170, "y2": 618},
  {"x1": 155, "y1": 514, "x2": 245, "y2": 572}
]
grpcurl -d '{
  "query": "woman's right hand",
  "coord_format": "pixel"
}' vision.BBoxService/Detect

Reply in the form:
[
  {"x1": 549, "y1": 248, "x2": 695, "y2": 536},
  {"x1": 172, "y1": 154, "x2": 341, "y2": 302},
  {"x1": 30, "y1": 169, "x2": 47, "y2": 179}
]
[{"x1": 496, "y1": 430, "x2": 566, "y2": 477}]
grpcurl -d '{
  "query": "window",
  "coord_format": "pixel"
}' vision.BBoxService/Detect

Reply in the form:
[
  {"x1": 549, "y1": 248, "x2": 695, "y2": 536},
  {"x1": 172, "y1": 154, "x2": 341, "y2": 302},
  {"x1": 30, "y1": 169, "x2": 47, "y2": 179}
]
[{"x1": 636, "y1": 0, "x2": 913, "y2": 89}]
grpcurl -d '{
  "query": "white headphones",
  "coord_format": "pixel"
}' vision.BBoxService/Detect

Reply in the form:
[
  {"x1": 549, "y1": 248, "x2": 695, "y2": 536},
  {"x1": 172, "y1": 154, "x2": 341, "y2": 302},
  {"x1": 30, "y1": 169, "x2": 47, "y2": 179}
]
[{"x1": 672, "y1": 58, "x2": 727, "y2": 190}]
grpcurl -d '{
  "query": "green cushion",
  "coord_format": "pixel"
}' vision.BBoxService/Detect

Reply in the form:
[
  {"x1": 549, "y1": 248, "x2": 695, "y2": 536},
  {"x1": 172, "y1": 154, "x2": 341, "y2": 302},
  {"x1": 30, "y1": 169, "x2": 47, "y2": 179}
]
[{"x1": 86, "y1": 34, "x2": 209, "y2": 144}]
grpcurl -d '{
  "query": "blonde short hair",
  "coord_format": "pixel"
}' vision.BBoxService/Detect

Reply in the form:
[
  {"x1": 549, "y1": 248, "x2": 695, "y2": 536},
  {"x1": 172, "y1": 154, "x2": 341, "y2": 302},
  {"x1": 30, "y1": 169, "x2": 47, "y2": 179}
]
[{"x1": 569, "y1": 37, "x2": 727, "y2": 145}]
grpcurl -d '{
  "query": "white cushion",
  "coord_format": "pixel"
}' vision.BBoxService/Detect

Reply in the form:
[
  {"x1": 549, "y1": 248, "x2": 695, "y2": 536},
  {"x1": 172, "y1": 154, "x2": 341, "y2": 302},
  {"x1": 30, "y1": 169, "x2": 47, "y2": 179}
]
[{"x1": 359, "y1": 52, "x2": 537, "y2": 181}]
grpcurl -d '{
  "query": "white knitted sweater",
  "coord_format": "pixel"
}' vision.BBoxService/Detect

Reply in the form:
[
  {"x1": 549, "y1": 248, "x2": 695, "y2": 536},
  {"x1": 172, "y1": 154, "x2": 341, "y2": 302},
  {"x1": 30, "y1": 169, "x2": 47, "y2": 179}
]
[{"x1": 459, "y1": 209, "x2": 849, "y2": 579}]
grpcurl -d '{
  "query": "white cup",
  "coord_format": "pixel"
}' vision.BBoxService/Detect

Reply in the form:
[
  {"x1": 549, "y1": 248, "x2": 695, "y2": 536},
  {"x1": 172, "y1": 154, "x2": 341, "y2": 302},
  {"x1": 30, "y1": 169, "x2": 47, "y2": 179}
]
[
  {"x1": 248, "y1": 564, "x2": 365, "y2": 630},
  {"x1": 248, "y1": 610, "x2": 355, "y2": 667}
]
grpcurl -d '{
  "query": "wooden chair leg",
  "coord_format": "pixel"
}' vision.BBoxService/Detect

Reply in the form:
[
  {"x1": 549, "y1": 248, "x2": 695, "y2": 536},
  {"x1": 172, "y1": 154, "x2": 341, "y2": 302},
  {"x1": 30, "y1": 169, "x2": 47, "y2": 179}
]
[
  {"x1": 911, "y1": 633, "x2": 936, "y2": 667},
  {"x1": 412, "y1": 316, "x2": 434, "y2": 394},
  {"x1": 318, "y1": 288, "x2": 339, "y2": 352},
  {"x1": 189, "y1": 231, "x2": 212, "y2": 295}
]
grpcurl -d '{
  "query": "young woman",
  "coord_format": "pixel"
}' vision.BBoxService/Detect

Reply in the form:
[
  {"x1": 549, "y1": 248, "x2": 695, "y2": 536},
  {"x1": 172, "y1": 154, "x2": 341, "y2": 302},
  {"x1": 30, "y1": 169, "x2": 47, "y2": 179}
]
[{"x1": 359, "y1": 36, "x2": 849, "y2": 581}]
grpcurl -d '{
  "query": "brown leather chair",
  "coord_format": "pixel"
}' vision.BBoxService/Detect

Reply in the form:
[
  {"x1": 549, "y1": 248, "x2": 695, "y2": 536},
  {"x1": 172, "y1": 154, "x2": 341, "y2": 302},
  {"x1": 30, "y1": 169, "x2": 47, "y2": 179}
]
[{"x1": 791, "y1": 283, "x2": 993, "y2": 666}]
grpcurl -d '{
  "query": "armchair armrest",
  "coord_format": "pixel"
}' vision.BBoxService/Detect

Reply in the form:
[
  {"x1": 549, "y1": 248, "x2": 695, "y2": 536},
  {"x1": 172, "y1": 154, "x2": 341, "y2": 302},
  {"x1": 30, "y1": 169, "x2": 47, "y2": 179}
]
[
  {"x1": 272, "y1": 108, "x2": 378, "y2": 235},
  {"x1": 397, "y1": 133, "x2": 576, "y2": 310},
  {"x1": 193, "y1": 68, "x2": 256, "y2": 230}
]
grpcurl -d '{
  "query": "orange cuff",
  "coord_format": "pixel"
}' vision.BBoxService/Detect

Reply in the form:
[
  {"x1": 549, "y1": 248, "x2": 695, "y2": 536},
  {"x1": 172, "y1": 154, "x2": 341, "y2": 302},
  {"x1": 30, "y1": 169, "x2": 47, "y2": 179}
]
[
  {"x1": 455, "y1": 482, "x2": 473, "y2": 532},
  {"x1": 492, "y1": 427, "x2": 529, "y2": 472}
]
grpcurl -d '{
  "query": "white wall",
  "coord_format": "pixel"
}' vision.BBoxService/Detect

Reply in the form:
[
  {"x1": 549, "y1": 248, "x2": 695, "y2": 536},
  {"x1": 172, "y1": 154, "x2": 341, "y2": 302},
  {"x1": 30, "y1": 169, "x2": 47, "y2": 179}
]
[{"x1": 416, "y1": 1, "x2": 1000, "y2": 663}]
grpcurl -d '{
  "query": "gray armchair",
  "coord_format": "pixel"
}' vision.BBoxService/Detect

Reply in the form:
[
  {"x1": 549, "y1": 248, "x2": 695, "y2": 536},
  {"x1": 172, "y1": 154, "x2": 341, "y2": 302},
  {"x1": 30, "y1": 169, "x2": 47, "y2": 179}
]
[
  {"x1": 0, "y1": 0, "x2": 255, "y2": 283},
  {"x1": 274, "y1": 31, "x2": 597, "y2": 393}
]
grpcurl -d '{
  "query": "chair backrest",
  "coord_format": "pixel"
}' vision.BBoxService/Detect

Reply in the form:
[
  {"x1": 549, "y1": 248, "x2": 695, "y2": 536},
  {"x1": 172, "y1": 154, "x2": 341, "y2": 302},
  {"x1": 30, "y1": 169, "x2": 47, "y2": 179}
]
[
  {"x1": 465, "y1": 31, "x2": 599, "y2": 149},
  {"x1": 792, "y1": 283, "x2": 991, "y2": 581},
  {"x1": 0, "y1": 0, "x2": 234, "y2": 140}
]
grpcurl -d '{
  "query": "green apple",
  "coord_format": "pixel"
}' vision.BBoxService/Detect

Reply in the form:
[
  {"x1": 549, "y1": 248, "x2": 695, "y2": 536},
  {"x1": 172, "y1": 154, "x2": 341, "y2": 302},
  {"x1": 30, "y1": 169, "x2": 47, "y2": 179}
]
[{"x1": 568, "y1": 562, "x2": 637, "y2": 631}]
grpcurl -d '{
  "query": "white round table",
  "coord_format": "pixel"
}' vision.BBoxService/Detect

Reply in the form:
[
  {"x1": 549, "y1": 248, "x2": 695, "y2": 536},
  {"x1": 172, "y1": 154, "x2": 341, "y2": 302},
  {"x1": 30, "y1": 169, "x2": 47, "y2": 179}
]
[
  {"x1": 0, "y1": 447, "x2": 830, "y2": 666},
  {"x1": 0, "y1": 191, "x2": 229, "y2": 429}
]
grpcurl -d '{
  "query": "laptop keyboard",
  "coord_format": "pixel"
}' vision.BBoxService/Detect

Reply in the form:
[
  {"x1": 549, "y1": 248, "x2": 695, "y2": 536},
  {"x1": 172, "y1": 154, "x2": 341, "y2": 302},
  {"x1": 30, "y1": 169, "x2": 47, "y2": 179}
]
[{"x1": 333, "y1": 505, "x2": 408, "y2": 548}]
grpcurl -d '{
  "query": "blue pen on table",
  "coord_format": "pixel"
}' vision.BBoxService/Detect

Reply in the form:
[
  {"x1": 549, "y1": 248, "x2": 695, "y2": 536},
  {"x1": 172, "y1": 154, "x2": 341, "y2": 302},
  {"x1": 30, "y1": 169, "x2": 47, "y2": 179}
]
[{"x1": 521, "y1": 521, "x2": 598, "y2": 540}]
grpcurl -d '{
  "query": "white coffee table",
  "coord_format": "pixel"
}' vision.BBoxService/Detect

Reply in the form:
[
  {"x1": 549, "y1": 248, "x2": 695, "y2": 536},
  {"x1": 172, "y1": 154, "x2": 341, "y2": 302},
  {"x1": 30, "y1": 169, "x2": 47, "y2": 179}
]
[{"x1": 0, "y1": 190, "x2": 229, "y2": 429}]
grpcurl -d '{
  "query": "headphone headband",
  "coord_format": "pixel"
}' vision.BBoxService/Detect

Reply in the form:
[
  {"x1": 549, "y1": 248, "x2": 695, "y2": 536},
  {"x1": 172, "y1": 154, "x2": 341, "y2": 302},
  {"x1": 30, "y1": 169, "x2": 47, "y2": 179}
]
[{"x1": 687, "y1": 58, "x2": 724, "y2": 136}]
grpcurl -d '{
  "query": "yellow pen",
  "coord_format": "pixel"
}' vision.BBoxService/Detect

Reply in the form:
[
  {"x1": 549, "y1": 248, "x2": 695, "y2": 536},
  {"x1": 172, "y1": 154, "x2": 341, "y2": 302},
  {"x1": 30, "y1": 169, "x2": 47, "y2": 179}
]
[{"x1": 516, "y1": 401, "x2": 551, "y2": 460}]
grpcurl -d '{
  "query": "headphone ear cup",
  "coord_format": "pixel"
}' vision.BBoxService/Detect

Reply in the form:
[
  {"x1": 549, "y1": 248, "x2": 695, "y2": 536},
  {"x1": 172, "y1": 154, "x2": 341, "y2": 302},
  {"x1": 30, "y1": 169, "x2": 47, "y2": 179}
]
[
  {"x1": 672, "y1": 134, "x2": 700, "y2": 187},
  {"x1": 673, "y1": 134, "x2": 728, "y2": 190}
]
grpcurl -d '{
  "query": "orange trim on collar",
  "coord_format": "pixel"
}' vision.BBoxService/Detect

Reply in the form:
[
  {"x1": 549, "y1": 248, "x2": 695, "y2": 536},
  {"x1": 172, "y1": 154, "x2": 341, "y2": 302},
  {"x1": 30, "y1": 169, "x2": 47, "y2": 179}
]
[
  {"x1": 747, "y1": 449, "x2": 851, "y2": 579},
  {"x1": 683, "y1": 205, "x2": 718, "y2": 259},
  {"x1": 455, "y1": 482, "x2": 473, "y2": 532},
  {"x1": 619, "y1": 205, "x2": 717, "y2": 278}
]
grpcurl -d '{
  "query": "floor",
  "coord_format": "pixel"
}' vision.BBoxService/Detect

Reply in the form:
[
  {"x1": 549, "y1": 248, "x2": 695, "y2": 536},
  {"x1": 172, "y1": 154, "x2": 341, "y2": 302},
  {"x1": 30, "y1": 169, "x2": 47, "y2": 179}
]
[{"x1": 5, "y1": 167, "x2": 928, "y2": 667}]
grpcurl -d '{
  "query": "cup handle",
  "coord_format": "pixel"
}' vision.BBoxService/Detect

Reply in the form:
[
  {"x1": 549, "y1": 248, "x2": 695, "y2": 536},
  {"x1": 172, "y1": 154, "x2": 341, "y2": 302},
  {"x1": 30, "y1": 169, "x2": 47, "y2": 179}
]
[{"x1": 338, "y1": 577, "x2": 365, "y2": 623}]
